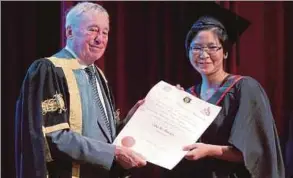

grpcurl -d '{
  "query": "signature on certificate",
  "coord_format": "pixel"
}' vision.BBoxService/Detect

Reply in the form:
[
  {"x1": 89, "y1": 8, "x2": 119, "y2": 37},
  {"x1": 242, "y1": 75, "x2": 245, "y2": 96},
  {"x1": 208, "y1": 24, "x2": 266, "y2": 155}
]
[{"x1": 152, "y1": 123, "x2": 174, "y2": 136}]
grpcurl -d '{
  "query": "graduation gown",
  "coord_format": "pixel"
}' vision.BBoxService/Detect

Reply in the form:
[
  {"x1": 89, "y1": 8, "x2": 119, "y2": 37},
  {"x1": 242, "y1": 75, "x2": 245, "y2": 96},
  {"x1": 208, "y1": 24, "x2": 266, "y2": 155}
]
[
  {"x1": 14, "y1": 49, "x2": 123, "y2": 178},
  {"x1": 162, "y1": 75, "x2": 285, "y2": 178}
]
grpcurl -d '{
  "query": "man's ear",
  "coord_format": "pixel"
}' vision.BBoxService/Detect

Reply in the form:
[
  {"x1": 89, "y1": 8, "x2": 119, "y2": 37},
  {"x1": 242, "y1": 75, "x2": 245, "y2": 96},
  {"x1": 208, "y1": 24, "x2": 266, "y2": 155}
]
[
  {"x1": 66, "y1": 26, "x2": 73, "y2": 39},
  {"x1": 224, "y1": 52, "x2": 228, "y2": 59}
]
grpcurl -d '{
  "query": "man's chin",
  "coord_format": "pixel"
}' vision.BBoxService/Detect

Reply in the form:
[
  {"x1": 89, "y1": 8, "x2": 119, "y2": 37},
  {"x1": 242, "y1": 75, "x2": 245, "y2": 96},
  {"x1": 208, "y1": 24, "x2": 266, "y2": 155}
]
[
  {"x1": 92, "y1": 52, "x2": 104, "y2": 59},
  {"x1": 89, "y1": 57, "x2": 101, "y2": 64},
  {"x1": 88, "y1": 52, "x2": 104, "y2": 60}
]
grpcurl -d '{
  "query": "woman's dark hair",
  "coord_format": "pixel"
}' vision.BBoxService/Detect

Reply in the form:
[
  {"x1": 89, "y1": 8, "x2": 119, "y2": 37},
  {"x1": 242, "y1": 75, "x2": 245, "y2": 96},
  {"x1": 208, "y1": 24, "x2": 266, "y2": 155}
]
[{"x1": 185, "y1": 16, "x2": 230, "y2": 56}]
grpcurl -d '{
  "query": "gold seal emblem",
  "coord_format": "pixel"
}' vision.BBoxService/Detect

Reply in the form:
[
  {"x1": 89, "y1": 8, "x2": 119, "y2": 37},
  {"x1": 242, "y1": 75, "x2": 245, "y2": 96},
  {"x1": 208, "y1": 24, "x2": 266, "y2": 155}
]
[
  {"x1": 183, "y1": 96, "x2": 191, "y2": 103},
  {"x1": 42, "y1": 92, "x2": 67, "y2": 115}
]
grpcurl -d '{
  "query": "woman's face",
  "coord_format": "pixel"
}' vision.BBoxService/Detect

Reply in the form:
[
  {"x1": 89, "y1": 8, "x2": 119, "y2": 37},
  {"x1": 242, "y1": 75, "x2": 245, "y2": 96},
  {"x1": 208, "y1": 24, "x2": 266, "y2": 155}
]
[{"x1": 189, "y1": 30, "x2": 225, "y2": 76}]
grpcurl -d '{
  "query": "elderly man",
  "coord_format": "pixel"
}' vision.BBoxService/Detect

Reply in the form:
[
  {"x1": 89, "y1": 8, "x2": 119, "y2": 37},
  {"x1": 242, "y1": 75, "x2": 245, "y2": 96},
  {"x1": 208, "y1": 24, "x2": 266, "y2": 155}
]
[{"x1": 15, "y1": 2, "x2": 146, "y2": 178}]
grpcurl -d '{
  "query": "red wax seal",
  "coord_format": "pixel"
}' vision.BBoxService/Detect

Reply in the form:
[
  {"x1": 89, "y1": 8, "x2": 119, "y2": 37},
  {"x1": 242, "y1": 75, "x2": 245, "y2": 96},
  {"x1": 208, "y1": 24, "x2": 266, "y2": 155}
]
[{"x1": 121, "y1": 136, "x2": 136, "y2": 147}]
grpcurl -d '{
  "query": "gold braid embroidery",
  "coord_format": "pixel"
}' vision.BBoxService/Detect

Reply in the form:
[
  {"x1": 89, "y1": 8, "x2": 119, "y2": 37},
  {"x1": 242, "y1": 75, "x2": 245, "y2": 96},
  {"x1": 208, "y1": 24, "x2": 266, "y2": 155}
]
[{"x1": 42, "y1": 93, "x2": 66, "y2": 115}]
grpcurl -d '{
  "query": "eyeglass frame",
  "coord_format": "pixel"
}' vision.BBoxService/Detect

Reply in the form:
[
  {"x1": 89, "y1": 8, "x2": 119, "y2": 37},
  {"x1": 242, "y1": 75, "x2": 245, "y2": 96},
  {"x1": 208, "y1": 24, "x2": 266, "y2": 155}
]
[{"x1": 189, "y1": 45, "x2": 223, "y2": 54}]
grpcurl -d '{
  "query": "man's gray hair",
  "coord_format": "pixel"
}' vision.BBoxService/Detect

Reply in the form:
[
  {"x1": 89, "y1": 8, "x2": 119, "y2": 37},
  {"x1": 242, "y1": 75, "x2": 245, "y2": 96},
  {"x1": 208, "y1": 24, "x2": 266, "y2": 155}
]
[{"x1": 65, "y1": 2, "x2": 109, "y2": 28}]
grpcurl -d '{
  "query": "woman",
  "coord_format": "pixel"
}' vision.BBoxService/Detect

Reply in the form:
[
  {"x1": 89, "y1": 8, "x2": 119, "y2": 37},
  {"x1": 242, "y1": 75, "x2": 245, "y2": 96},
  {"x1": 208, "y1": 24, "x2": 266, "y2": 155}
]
[{"x1": 163, "y1": 16, "x2": 285, "y2": 178}]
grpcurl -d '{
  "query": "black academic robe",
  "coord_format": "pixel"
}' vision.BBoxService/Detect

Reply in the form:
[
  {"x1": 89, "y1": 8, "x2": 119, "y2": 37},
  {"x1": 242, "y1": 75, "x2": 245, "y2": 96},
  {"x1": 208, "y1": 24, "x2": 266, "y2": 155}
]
[
  {"x1": 14, "y1": 50, "x2": 125, "y2": 178},
  {"x1": 162, "y1": 75, "x2": 285, "y2": 178}
]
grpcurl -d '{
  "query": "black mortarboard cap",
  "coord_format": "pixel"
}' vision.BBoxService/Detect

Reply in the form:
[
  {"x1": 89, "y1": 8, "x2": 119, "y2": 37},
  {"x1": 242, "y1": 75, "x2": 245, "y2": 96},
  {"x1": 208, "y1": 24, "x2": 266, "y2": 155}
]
[
  {"x1": 184, "y1": 2, "x2": 250, "y2": 65},
  {"x1": 185, "y1": 2, "x2": 250, "y2": 48}
]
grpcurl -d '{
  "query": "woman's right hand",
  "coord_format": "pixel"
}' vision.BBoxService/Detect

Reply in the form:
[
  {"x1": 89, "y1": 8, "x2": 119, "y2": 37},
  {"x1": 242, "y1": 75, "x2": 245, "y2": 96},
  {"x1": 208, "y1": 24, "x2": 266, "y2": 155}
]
[{"x1": 176, "y1": 84, "x2": 184, "y2": 91}]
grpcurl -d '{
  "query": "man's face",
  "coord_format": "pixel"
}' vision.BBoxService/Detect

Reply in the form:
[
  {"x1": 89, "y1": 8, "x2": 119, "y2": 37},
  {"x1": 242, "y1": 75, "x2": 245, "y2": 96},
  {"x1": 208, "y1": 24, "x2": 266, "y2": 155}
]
[{"x1": 67, "y1": 12, "x2": 109, "y2": 65}]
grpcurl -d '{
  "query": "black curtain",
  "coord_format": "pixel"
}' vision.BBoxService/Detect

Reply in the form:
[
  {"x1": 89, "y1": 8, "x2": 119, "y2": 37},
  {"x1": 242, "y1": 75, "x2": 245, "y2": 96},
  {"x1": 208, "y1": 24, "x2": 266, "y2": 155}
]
[{"x1": 2, "y1": 2, "x2": 61, "y2": 178}]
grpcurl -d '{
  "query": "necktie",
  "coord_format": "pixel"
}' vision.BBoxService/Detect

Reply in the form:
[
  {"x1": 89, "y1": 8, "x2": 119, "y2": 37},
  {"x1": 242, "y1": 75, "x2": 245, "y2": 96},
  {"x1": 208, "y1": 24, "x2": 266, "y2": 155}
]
[{"x1": 84, "y1": 65, "x2": 111, "y2": 134}]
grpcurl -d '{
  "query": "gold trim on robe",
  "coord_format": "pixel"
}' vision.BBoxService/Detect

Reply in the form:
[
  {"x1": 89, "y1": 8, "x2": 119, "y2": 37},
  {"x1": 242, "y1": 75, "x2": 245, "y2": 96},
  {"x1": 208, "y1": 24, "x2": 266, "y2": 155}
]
[
  {"x1": 47, "y1": 57, "x2": 83, "y2": 178},
  {"x1": 47, "y1": 57, "x2": 83, "y2": 134}
]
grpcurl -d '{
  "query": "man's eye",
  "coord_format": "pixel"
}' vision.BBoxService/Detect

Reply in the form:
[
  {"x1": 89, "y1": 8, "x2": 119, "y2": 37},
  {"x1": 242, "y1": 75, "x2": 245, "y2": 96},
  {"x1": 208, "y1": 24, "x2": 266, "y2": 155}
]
[
  {"x1": 192, "y1": 47, "x2": 201, "y2": 50},
  {"x1": 89, "y1": 28, "x2": 98, "y2": 32}
]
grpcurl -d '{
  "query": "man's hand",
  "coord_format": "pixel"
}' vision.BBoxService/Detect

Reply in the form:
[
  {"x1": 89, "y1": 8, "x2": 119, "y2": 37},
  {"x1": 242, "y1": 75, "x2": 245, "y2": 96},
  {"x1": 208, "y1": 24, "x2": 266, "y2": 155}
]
[{"x1": 114, "y1": 145, "x2": 147, "y2": 169}]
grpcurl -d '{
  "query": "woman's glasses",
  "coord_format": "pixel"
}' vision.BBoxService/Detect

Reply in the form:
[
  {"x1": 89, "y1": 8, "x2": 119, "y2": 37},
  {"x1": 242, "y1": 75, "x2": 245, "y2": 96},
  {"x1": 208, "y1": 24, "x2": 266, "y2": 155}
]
[{"x1": 189, "y1": 45, "x2": 222, "y2": 54}]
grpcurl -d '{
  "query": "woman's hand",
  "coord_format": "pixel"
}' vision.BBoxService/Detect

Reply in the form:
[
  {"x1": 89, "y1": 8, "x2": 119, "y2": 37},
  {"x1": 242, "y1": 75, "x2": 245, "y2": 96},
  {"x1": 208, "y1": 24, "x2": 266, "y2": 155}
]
[
  {"x1": 183, "y1": 143, "x2": 243, "y2": 162},
  {"x1": 183, "y1": 143, "x2": 214, "y2": 160},
  {"x1": 176, "y1": 84, "x2": 184, "y2": 91}
]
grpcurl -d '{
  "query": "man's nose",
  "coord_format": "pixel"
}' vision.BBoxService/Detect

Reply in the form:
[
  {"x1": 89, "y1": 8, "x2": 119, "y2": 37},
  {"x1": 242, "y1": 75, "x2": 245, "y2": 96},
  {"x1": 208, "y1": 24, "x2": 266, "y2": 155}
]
[{"x1": 94, "y1": 34, "x2": 103, "y2": 44}]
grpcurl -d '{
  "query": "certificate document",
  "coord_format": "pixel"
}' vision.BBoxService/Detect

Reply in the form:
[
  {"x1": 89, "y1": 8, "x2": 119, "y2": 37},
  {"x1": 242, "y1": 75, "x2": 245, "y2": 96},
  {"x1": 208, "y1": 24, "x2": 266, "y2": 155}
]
[{"x1": 113, "y1": 81, "x2": 222, "y2": 170}]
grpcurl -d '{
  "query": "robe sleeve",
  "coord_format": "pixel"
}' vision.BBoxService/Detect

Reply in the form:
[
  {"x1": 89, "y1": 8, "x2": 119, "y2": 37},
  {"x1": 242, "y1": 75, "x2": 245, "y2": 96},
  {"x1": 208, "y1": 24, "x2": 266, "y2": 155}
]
[
  {"x1": 47, "y1": 129, "x2": 115, "y2": 170},
  {"x1": 15, "y1": 59, "x2": 69, "y2": 178},
  {"x1": 228, "y1": 77, "x2": 285, "y2": 178}
]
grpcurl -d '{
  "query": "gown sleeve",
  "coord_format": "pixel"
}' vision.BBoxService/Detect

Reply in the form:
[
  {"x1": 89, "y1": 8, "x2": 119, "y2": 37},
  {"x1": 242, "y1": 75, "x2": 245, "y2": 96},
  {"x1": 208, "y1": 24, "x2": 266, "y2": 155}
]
[
  {"x1": 228, "y1": 77, "x2": 285, "y2": 178},
  {"x1": 15, "y1": 59, "x2": 70, "y2": 178}
]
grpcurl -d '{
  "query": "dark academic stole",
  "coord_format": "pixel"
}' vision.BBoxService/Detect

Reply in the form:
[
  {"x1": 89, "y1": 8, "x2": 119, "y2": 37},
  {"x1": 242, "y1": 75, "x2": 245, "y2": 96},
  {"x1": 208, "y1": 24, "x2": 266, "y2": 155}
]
[{"x1": 187, "y1": 75, "x2": 243, "y2": 106}]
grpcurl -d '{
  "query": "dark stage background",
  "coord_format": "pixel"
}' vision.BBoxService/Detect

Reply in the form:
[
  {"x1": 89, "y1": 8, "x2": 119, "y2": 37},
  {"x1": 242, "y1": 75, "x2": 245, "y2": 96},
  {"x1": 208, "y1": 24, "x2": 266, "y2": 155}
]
[{"x1": 2, "y1": 1, "x2": 293, "y2": 178}]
